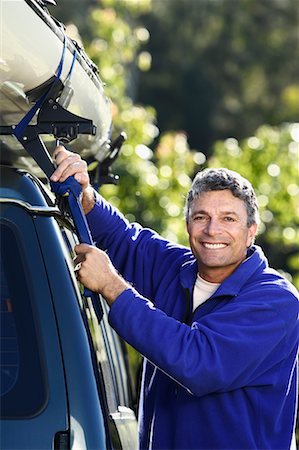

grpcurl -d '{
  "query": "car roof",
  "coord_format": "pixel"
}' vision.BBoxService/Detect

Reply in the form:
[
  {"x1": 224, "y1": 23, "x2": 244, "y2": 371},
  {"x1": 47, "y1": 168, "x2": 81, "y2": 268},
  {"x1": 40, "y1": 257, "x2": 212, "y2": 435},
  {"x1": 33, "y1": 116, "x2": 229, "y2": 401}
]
[{"x1": 0, "y1": 165, "x2": 55, "y2": 208}]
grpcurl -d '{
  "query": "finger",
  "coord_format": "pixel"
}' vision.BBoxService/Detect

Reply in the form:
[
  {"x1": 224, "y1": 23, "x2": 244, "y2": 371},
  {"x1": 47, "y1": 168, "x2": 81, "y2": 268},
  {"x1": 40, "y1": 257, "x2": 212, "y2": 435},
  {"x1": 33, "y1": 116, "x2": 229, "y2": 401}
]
[
  {"x1": 50, "y1": 154, "x2": 85, "y2": 182},
  {"x1": 54, "y1": 151, "x2": 81, "y2": 170},
  {"x1": 73, "y1": 252, "x2": 85, "y2": 266},
  {"x1": 75, "y1": 243, "x2": 94, "y2": 255},
  {"x1": 73, "y1": 171, "x2": 90, "y2": 189},
  {"x1": 58, "y1": 159, "x2": 87, "y2": 182},
  {"x1": 52, "y1": 145, "x2": 71, "y2": 160}
]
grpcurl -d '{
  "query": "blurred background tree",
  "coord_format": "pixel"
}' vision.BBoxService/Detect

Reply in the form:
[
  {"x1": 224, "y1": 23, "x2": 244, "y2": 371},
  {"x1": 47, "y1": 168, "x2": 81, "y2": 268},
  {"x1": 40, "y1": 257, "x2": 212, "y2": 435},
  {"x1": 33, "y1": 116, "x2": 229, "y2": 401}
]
[{"x1": 137, "y1": 0, "x2": 299, "y2": 153}]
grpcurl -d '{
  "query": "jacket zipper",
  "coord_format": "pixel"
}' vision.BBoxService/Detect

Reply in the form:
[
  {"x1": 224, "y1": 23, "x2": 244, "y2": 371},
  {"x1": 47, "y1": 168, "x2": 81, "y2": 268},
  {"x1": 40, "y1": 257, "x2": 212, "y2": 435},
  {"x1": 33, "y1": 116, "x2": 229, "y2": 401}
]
[
  {"x1": 175, "y1": 288, "x2": 215, "y2": 397},
  {"x1": 175, "y1": 288, "x2": 194, "y2": 397}
]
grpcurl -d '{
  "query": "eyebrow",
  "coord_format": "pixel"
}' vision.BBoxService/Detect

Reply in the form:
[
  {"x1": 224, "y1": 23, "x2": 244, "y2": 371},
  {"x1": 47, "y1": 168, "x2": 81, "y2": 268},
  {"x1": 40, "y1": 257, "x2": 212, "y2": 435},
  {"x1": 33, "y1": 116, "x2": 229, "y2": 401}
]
[{"x1": 191, "y1": 210, "x2": 240, "y2": 218}]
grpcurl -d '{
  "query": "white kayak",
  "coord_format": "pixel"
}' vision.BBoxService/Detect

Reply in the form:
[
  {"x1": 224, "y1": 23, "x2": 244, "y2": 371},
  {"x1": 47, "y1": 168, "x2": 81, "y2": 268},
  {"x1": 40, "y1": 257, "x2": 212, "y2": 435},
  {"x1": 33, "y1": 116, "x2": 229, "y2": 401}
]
[{"x1": 0, "y1": 0, "x2": 112, "y2": 176}]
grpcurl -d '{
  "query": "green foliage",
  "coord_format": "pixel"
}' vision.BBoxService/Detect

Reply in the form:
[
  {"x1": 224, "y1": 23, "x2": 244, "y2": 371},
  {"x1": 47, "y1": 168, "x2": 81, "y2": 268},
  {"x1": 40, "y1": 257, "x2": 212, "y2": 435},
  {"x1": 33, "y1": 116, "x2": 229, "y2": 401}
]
[
  {"x1": 101, "y1": 131, "x2": 205, "y2": 244},
  {"x1": 53, "y1": 0, "x2": 155, "y2": 148},
  {"x1": 68, "y1": 0, "x2": 199, "y2": 245},
  {"x1": 99, "y1": 0, "x2": 152, "y2": 16},
  {"x1": 137, "y1": 0, "x2": 299, "y2": 152},
  {"x1": 209, "y1": 123, "x2": 299, "y2": 288},
  {"x1": 81, "y1": 0, "x2": 160, "y2": 186}
]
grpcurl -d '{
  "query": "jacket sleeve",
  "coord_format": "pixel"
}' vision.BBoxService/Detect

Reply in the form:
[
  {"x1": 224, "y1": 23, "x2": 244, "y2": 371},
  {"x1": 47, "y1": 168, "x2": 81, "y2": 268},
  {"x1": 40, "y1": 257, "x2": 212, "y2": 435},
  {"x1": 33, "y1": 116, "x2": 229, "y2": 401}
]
[
  {"x1": 108, "y1": 285, "x2": 299, "y2": 397},
  {"x1": 86, "y1": 191, "x2": 190, "y2": 298}
]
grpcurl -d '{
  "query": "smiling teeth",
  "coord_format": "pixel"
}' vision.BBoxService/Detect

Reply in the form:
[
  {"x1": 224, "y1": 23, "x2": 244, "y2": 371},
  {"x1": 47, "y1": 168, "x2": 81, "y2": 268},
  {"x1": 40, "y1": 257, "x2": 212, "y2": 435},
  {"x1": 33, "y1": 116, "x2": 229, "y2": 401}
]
[{"x1": 203, "y1": 243, "x2": 227, "y2": 249}]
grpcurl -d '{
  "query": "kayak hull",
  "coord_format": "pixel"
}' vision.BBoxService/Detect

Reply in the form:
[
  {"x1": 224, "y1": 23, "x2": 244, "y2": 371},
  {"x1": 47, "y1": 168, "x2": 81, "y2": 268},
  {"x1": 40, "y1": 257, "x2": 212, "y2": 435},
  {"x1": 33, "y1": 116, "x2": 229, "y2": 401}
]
[{"x1": 0, "y1": 0, "x2": 112, "y2": 176}]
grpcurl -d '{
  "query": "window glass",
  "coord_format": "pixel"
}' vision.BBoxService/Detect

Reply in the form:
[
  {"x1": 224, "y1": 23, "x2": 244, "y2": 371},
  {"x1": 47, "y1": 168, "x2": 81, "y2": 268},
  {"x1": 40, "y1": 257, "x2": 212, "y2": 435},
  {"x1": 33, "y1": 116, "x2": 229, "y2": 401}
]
[
  {"x1": 60, "y1": 226, "x2": 134, "y2": 411},
  {"x1": 101, "y1": 301, "x2": 131, "y2": 406},
  {"x1": 0, "y1": 223, "x2": 47, "y2": 418},
  {"x1": 0, "y1": 266, "x2": 18, "y2": 396},
  {"x1": 84, "y1": 296, "x2": 119, "y2": 412}
]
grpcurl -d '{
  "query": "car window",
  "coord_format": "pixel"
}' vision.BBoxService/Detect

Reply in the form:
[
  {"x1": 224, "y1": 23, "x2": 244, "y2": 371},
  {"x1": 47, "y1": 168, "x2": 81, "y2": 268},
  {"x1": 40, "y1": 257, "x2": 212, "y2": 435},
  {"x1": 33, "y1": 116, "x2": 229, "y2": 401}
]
[
  {"x1": 61, "y1": 226, "x2": 135, "y2": 412},
  {"x1": 83, "y1": 295, "x2": 119, "y2": 411},
  {"x1": 101, "y1": 301, "x2": 133, "y2": 407},
  {"x1": 0, "y1": 263, "x2": 18, "y2": 397},
  {"x1": 0, "y1": 222, "x2": 47, "y2": 418}
]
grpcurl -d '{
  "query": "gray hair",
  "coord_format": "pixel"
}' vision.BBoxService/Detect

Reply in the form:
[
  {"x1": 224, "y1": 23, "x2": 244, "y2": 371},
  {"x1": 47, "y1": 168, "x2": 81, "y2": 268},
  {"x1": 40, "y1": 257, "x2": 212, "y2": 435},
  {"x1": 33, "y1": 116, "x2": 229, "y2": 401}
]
[{"x1": 184, "y1": 168, "x2": 259, "y2": 227}]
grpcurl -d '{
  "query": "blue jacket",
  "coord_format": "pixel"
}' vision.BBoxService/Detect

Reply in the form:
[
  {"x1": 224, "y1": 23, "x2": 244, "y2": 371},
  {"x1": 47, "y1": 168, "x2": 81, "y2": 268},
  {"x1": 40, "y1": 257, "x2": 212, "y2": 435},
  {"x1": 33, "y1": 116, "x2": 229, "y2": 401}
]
[{"x1": 87, "y1": 193, "x2": 299, "y2": 450}]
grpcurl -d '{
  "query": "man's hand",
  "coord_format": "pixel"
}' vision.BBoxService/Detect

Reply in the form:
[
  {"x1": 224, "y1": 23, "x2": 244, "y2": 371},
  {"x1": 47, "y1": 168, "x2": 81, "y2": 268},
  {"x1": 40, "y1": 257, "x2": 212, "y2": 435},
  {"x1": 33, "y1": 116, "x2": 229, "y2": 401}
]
[
  {"x1": 74, "y1": 243, "x2": 129, "y2": 305},
  {"x1": 50, "y1": 145, "x2": 95, "y2": 214}
]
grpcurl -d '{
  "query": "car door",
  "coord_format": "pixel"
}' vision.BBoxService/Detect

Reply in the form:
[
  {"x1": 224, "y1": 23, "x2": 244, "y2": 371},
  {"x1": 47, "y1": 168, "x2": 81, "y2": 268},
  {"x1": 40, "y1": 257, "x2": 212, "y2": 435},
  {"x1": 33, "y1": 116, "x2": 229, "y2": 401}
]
[
  {"x1": 31, "y1": 208, "x2": 108, "y2": 450},
  {"x1": 0, "y1": 203, "x2": 69, "y2": 450}
]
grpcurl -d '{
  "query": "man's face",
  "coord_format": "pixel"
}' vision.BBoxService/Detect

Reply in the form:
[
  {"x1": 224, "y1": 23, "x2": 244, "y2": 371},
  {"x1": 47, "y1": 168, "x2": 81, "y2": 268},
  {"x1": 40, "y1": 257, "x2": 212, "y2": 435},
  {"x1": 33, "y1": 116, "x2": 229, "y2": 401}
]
[{"x1": 186, "y1": 190, "x2": 257, "y2": 283}]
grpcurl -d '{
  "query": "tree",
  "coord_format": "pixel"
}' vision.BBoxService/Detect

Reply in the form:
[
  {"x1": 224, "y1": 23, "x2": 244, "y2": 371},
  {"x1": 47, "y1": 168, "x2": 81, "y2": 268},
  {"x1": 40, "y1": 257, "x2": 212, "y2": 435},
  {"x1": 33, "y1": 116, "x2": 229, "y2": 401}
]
[{"x1": 137, "y1": 0, "x2": 299, "y2": 153}]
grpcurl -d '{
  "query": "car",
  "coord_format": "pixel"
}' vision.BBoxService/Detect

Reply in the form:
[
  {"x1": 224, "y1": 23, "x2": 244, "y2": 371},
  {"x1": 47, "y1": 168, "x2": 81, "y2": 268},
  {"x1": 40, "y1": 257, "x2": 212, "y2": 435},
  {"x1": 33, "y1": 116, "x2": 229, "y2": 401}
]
[
  {"x1": 0, "y1": 1, "x2": 138, "y2": 448},
  {"x1": 0, "y1": 164, "x2": 138, "y2": 450}
]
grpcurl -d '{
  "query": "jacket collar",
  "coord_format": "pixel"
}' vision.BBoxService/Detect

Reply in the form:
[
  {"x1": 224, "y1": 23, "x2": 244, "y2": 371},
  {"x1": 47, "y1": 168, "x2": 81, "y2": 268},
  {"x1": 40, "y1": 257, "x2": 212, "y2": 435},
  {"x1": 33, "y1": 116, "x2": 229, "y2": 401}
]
[{"x1": 180, "y1": 245, "x2": 268, "y2": 298}]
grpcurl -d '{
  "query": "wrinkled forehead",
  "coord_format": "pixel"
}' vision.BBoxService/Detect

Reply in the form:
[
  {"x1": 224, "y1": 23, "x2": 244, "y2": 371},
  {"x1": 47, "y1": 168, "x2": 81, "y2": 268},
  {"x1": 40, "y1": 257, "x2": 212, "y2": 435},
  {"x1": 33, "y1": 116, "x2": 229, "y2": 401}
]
[{"x1": 189, "y1": 190, "x2": 248, "y2": 215}]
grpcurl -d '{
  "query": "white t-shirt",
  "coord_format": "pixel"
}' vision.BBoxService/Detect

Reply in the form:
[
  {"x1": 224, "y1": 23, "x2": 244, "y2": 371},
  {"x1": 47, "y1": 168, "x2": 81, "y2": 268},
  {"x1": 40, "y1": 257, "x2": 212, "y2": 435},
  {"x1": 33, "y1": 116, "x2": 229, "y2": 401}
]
[{"x1": 193, "y1": 274, "x2": 220, "y2": 311}]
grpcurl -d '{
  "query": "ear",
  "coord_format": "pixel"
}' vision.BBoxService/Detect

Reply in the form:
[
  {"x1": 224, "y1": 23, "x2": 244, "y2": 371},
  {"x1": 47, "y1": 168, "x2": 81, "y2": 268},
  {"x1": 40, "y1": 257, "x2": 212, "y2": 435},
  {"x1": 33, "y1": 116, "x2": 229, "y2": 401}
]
[
  {"x1": 186, "y1": 217, "x2": 191, "y2": 234},
  {"x1": 246, "y1": 223, "x2": 258, "y2": 247}
]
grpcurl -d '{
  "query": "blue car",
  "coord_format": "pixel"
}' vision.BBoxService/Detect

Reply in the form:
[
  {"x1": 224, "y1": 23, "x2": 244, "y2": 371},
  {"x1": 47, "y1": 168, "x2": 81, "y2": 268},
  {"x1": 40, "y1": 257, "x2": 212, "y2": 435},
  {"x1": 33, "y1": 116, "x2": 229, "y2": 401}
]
[{"x1": 0, "y1": 164, "x2": 138, "y2": 449}]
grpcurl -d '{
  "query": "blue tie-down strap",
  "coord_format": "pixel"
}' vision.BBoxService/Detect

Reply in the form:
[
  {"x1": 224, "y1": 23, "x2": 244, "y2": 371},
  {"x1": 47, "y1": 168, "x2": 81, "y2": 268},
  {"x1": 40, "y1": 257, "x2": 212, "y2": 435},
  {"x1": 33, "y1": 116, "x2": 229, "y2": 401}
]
[
  {"x1": 51, "y1": 176, "x2": 95, "y2": 298},
  {"x1": 13, "y1": 37, "x2": 67, "y2": 141}
]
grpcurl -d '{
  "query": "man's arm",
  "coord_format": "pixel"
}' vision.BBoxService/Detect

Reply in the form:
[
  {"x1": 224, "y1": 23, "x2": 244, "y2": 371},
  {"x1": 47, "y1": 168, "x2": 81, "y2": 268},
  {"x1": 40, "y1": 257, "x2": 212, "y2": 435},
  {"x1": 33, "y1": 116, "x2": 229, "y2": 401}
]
[
  {"x1": 107, "y1": 284, "x2": 298, "y2": 397},
  {"x1": 51, "y1": 145, "x2": 190, "y2": 300}
]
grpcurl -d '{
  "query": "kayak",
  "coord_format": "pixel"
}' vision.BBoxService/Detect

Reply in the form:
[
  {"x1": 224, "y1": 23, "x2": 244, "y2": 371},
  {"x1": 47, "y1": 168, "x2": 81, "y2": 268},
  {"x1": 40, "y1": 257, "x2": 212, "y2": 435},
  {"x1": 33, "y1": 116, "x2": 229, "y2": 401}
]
[{"x1": 0, "y1": 0, "x2": 112, "y2": 177}]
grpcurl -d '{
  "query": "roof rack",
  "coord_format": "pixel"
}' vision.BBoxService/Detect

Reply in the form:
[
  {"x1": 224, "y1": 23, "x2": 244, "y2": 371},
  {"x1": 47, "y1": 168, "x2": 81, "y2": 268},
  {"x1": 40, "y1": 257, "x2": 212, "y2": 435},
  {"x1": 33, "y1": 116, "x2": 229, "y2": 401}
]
[{"x1": 0, "y1": 39, "x2": 103, "y2": 313}]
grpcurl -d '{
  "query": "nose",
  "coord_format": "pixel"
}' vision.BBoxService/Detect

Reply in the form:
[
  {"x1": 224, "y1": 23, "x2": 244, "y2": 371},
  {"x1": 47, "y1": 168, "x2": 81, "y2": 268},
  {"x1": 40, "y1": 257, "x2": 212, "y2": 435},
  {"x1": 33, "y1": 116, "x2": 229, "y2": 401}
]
[{"x1": 204, "y1": 218, "x2": 222, "y2": 236}]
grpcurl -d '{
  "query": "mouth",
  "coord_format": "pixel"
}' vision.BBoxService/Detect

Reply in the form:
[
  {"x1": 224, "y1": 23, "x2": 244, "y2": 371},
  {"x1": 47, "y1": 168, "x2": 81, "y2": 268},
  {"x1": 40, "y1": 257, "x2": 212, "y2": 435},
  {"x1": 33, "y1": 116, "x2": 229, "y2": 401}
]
[{"x1": 201, "y1": 242, "x2": 228, "y2": 249}]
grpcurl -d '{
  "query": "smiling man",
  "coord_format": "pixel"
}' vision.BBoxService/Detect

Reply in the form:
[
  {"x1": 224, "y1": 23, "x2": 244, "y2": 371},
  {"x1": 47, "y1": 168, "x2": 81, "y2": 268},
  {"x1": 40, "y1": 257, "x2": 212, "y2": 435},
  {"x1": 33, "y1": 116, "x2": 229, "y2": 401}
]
[
  {"x1": 186, "y1": 188, "x2": 258, "y2": 283},
  {"x1": 52, "y1": 149, "x2": 299, "y2": 450}
]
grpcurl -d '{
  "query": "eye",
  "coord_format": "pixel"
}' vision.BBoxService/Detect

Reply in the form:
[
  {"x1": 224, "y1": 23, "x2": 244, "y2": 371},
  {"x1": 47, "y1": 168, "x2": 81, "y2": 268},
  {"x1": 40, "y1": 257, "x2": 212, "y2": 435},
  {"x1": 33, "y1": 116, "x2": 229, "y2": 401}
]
[
  {"x1": 193, "y1": 215, "x2": 207, "y2": 222},
  {"x1": 223, "y1": 216, "x2": 236, "y2": 222}
]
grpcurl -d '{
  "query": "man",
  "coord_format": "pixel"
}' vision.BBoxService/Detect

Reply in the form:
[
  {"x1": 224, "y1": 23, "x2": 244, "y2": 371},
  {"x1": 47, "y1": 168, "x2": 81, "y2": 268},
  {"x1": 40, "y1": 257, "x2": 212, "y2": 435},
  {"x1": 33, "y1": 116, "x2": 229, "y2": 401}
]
[{"x1": 51, "y1": 146, "x2": 298, "y2": 450}]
